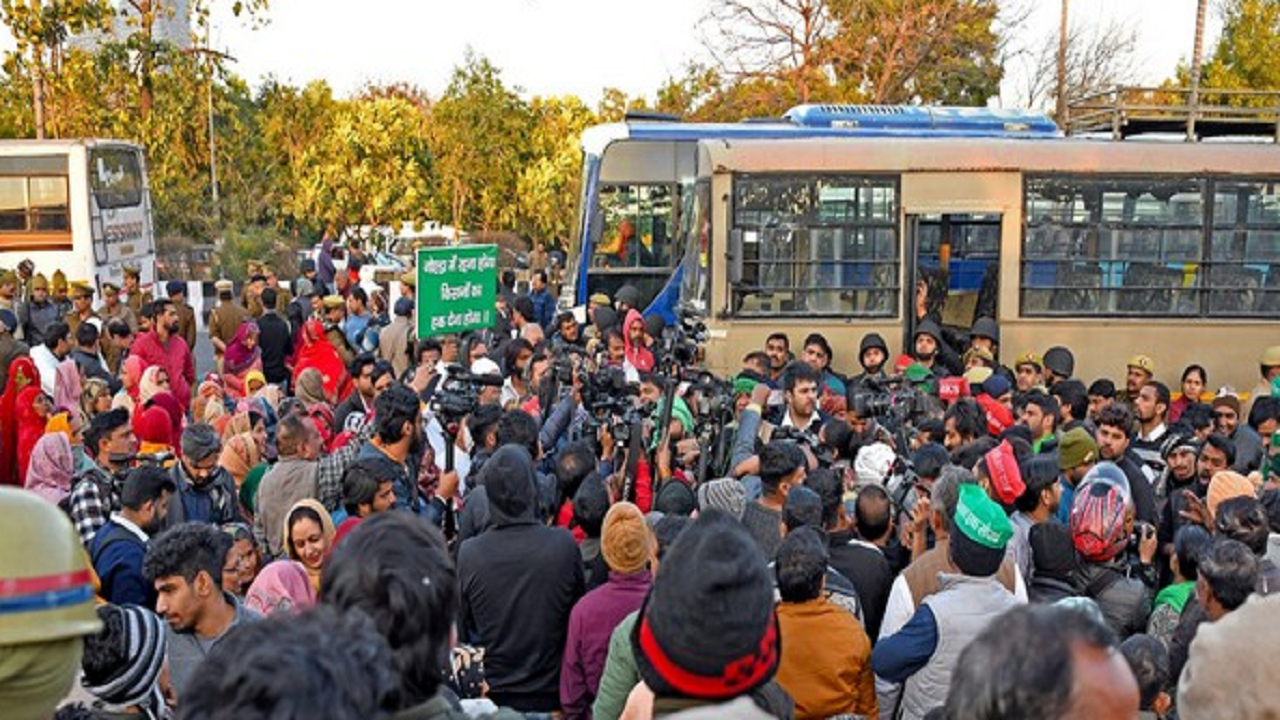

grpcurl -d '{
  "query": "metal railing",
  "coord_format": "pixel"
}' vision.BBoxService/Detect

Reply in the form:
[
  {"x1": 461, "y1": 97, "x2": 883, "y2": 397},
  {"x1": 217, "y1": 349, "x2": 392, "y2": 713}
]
[{"x1": 1065, "y1": 86, "x2": 1280, "y2": 141}]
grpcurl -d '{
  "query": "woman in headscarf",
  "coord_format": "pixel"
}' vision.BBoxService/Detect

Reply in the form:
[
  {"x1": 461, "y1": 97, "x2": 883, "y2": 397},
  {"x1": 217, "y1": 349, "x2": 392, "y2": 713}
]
[
  {"x1": 80, "y1": 604, "x2": 169, "y2": 720},
  {"x1": 134, "y1": 405, "x2": 177, "y2": 467},
  {"x1": 192, "y1": 376, "x2": 227, "y2": 424},
  {"x1": 292, "y1": 319, "x2": 352, "y2": 403},
  {"x1": 137, "y1": 365, "x2": 169, "y2": 407},
  {"x1": 111, "y1": 354, "x2": 145, "y2": 413},
  {"x1": 284, "y1": 498, "x2": 336, "y2": 593},
  {"x1": 16, "y1": 388, "x2": 52, "y2": 487},
  {"x1": 0, "y1": 357, "x2": 39, "y2": 486},
  {"x1": 142, "y1": 391, "x2": 184, "y2": 451},
  {"x1": 294, "y1": 366, "x2": 329, "y2": 407},
  {"x1": 244, "y1": 560, "x2": 317, "y2": 616},
  {"x1": 45, "y1": 409, "x2": 94, "y2": 475},
  {"x1": 219, "y1": 432, "x2": 263, "y2": 490},
  {"x1": 622, "y1": 308, "x2": 654, "y2": 373},
  {"x1": 23, "y1": 431, "x2": 76, "y2": 506},
  {"x1": 221, "y1": 522, "x2": 261, "y2": 597},
  {"x1": 222, "y1": 321, "x2": 263, "y2": 401},
  {"x1": 53, "y1": 358, "x2": 82, "y2": 413},
  {"x1": 81, "y1": 377, "x2": 113, "y2": 420}
]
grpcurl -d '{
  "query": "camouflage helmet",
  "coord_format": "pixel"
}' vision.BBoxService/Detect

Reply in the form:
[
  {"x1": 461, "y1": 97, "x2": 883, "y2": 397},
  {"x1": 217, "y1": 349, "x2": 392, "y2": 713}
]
[
  {"x1": 0, "y1": 487, "x2": 102, "y2": 645},
  {"x1": 50, "y1": 269, "x2": 67, "y2": 291}
]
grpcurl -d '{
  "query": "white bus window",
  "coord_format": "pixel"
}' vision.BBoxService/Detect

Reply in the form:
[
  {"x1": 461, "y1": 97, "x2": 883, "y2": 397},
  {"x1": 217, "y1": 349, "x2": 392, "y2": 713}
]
[
  {"x1": 29, "y1": 177, "x2": 69, "y2": 231},
  {"x1": 0, "y1": 178, "x2": 25, "y2": 231},
  {"x1": 731, "y1": 175, "x2": 898, "y2": 317}
]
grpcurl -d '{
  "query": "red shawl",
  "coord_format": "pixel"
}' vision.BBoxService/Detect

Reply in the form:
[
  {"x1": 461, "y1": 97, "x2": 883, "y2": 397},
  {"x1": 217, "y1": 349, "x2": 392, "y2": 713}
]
[
  {"x1": 292, "y1": 319, "x2": 352, "y2": 402},
  {"x1": 0, "y1": 358, "x2": 39, "y2": 486},
  {"x1": 15, "y1": 385, "x2": 46, "y2": 487}
]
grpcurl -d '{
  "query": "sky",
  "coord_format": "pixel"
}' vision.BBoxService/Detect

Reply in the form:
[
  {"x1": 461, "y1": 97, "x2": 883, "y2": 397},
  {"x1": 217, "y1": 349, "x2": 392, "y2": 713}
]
[{"x1": 6, "y1": 0, "x2": 1228, "y2": 108}]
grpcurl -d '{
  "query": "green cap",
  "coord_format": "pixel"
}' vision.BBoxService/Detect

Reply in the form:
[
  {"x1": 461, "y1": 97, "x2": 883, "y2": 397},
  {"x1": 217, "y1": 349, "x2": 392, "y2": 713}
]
[
  {"x1": 954, "y1": 484, "x2": 1013, "y2": 550},
  {"x1": 733, "y1": 376, "x2": 757, "y2": 397},
  {"x1": 1058, "y1": 426, "x2": 1098, "y2": 471}
]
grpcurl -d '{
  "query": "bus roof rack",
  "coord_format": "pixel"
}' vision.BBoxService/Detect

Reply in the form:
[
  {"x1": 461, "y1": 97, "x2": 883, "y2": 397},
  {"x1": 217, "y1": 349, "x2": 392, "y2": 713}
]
[
  {"x1": 625, "y1": 110, "x2": 682, "y2": 123},
  {"x1": 1066, "y1": 86, "x2": 1280, "y2": 142},
  {"x1": 783, "y1": 104, "x2": 1058, "y2": 136},
  {"x1": 740, "y1": 117, "x2": 792, "y2": 124}
]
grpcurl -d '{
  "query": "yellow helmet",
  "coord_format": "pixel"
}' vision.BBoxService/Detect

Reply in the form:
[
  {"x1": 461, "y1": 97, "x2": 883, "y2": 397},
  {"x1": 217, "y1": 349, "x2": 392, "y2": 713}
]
[
  {"x1": 51, "y1": 269, "x2": 67, "y2": 291},
  {"x1": 0, "y1": 487, "x2": 102, "y2": 645}
]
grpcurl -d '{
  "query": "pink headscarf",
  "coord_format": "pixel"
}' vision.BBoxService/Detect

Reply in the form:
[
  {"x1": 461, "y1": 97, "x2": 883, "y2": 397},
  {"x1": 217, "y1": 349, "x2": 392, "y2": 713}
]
[
  {"x1": 244, "y1": 560, "x2": 317, "y2": 616},
  {"x1": 23, "y1": 432, "x2": 76, "y2": 506},
  {"x1": 54, "y1": 359, "x2": 81, "y2": 414},
  {"x1": 123, "y1": 355, "x2": 145, "y2": 397},
  {"x1": 224, "y1": 321, "x2": 262, "y2": 376}
]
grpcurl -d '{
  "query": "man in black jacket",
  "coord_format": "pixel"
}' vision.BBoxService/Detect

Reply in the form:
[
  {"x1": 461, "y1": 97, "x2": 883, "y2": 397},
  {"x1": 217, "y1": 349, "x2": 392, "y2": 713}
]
[
  {"x1": 457, "y1": 445, "x2": 584, "y2": 714},
  {"x1": 257, "y1": 287, "x2": 293, "y2": 387}
]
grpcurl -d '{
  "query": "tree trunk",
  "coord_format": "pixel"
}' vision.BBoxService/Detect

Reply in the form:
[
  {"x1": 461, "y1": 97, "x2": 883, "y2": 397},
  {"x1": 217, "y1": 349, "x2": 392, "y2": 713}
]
[{"x1": 1056, "y1": 0, "x2": 1069, "y2": 125}]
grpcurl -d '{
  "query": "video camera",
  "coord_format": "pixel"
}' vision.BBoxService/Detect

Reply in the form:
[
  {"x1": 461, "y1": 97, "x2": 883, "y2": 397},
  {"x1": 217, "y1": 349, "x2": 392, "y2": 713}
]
[
  {"x1": 429, "y1": 364, "x2": 504, "y2": 424},
  {"x1": 655, "y1": 304, "x2": 708, "y2": 374},
  {"x1": 850, "y1": 374, "x2": 929, "y2": 427}
]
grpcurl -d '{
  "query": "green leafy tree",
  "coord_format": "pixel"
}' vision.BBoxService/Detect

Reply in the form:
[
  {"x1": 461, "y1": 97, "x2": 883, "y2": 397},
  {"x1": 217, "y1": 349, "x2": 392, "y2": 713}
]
[
  {"x1": 1, "y1": 0, "x2": 112, "y2": 137},
  {"x1": 1201, "y1": 0, "x2": 1280, "y2": 96},
  {"x1": 289, "y1": 95, "x2": 433, "y2": 237},
  {"x1": 515, "y1": 95, "x2": 595, "y2": 247},
  {"x1": 427, "y1": 51, "x2": 532, "y2": 235}
]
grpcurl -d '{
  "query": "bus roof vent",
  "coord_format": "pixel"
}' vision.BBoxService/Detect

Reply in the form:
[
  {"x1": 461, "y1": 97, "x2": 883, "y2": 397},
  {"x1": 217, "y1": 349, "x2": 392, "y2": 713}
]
[
  {"x1": 784, "y1": 104, "x2": 1059, "y2": 136},
  {"x1": 625, "y1": 110, "x2": 682, "y2": 123}
]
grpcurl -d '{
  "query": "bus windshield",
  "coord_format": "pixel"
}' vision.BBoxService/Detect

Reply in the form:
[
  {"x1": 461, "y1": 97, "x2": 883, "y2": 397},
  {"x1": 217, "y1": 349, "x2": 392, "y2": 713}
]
[
  {"x1": 591, "y1": 183, "x2": 676, "y2": 270},
  {"x1": 90, "y1": 147, "x2": 144, "y2": 209}
]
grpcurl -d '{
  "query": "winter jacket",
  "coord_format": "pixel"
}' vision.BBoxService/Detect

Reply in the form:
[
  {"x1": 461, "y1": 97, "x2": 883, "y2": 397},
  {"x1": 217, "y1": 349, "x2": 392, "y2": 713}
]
[
  {"x1": 592, "y1": 611, "x2": 640, "y2": 720},
  {"x1": 560, "y1": 571, "x2": 652, "y2": 720},
  {"x1": 252, "y1": 457, "x2": 319, "y2": 558},
  {"x1": 90, "y1": 517, "x2": 153, "y2": 608},
  {"x1": 164, "y1": 463, "x2": 241, "y2": 529},
  {"x1": 1077, "y1": 560, "x2": 1152, "y2": 639},
  {"x1": 776, "y1": 596, "x2": 877, "y2": 720},
  {"x1": 457, "y1": 446, "x2": 584, "y2": 713}
]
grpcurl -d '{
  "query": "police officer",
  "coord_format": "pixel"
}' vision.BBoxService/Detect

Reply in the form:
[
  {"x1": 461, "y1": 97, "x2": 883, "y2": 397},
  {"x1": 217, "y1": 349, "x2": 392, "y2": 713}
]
[
  {"x1": 49, "y1": 269, "x2": 71, "y2": 317},
  {"x1": 99, "y1": 280, "x2": 139, "y2": 333},
  {"x1": 18, "y1": 273, "x2": 60, "y2": 346},
  {"x1": 65, "y1": 280, "x2": 99, "y2": 336},
  {"x1": 208, "y1": 278, "x2": 248, "y2": 364},
  {"x1": 0, "y1": 487, "x2": 103, "y2": 720},
  {"x1": 122, "y1": 264, "x2": 152, "y2": 317},
  {"x1": 323, "y1": 294, "x2": 356, "y2": 366}
]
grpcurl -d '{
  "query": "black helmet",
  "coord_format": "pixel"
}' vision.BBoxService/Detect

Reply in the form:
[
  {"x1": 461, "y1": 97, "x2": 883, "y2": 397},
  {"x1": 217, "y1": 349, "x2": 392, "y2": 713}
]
[
  {"x1": 914, "y1": 320, "x2": 942, "y2": 343},
  {"x1": 1043, "y1": 346, "x2": 1075, "y2": 379},
  {"x1": 971, "y1": 317, "x2": 1000, "y2": 345}
]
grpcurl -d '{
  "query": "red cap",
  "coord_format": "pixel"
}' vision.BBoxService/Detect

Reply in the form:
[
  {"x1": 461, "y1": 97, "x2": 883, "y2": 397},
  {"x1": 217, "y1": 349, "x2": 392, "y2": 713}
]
[
  {"x1": 984, "y1": 440, "x2": 1025, "y2": 505},
  {"x1": 976, "y1": 394, "x2": 1014, "y2": 437},
  {"x1": 939, "y1": 377, "x2": 970, "y2": 402}
]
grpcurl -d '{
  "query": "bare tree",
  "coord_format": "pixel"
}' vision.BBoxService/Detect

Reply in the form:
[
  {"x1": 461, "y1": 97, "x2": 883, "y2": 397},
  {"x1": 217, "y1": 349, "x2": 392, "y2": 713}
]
[
  {"x1": 701, "y1": 0, "x2": 835, "y2": 103},
  {"x1": 1013, "y1": 16, "x2": 1141, "y2": 114}
]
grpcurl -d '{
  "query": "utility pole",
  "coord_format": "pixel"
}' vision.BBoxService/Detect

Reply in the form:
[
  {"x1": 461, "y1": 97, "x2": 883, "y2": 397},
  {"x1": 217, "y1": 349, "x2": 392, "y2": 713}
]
[
  {"x1": 1187, "y1": 0, "x2": 1208, "y2": 142},
  {"x1": 1056, "y1": 0, "x2": 1070, "y2": 128},
  {"x1": 207, "y1": 22, "x2": 218, "y2": 216}
]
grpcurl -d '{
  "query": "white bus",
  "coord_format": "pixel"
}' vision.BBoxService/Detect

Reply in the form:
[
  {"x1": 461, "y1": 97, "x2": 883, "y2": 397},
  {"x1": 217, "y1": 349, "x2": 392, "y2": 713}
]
[{"x1": 0, "y1": 139, "x2": 156, "y2": 291}]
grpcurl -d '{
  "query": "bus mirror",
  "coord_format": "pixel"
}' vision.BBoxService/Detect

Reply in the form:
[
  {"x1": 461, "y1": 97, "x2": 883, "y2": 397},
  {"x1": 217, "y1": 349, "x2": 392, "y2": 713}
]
[{"x1": 729, "y1": 229, "x2": 743, "y2": 284}]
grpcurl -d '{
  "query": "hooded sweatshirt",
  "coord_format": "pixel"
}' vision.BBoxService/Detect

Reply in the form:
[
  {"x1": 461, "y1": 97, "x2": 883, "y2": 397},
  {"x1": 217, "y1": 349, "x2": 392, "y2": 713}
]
[{"x1": 457, "y1": 445, "x2": 585, "y2": 713}]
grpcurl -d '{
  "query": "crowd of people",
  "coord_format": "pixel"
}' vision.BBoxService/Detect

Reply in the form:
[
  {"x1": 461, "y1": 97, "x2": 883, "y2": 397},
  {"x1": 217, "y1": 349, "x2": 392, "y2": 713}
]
[{"x1": 1, "y1": 251, "x2": 1280, "y2": 720}]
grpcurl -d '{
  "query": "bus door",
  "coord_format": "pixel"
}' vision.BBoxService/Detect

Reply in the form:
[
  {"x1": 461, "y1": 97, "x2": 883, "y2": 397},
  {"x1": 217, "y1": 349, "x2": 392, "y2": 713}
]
[{"x1": 905, "y1": 213, "x2": 1003, "y2": 352}]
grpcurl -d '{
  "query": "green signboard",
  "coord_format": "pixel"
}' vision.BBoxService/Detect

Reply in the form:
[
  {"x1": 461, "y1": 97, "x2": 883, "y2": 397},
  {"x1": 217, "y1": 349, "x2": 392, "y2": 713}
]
[{"x1": 416, "y1": 244, "x2": 498, "y2": 338}]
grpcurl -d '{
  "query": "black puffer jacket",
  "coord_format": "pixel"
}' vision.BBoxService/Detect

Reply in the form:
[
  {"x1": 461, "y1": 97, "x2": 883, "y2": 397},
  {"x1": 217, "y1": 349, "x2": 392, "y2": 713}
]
[{"x1": 1076, "y1": 560, "x2": 1152, "y2": 639}]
